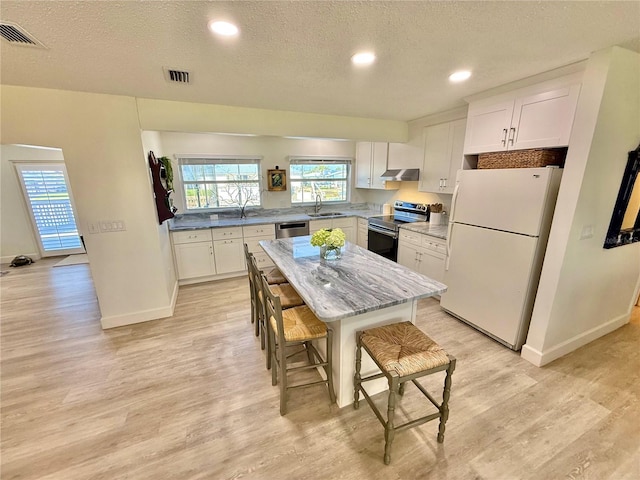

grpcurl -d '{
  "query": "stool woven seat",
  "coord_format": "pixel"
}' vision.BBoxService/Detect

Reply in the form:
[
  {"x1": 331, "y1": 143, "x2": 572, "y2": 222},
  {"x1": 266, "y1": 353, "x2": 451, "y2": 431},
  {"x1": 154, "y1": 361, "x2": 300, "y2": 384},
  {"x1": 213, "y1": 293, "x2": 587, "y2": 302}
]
[
  {"x1": 354, "y1": 321, "x2": 456, "y2": 465},
  {"x1": 264, "y1": 267, "x2": 286, "y2": 285},
  {"x1": 259, "y1": 283, "x2": 304, "y2": 310},
  {"x1": 270, "y1": 305, "x2": 327, "y2": 342},
  {"x1": 361, "y1": 322, "x2": 450, "y2": 376}
]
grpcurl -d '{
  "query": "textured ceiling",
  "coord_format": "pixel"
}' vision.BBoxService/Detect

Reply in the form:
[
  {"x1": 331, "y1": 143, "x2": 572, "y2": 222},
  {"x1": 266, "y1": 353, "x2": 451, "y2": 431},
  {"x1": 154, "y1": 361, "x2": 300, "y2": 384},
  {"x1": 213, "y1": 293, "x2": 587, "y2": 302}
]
[{"x1": 1, "y1": 1, "x2": 639, "y2": 122}]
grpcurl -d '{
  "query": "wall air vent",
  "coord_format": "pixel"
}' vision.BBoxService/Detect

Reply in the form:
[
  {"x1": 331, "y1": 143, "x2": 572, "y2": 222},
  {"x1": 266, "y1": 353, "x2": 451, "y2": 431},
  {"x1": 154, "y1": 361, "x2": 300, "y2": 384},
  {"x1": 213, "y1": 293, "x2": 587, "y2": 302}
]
[
  {"x1": 164, "y1": 67, "x2": 191, "y2": 84},
  {"x1": 0, "y1": 22, "x2": 46, "y2": 48}
]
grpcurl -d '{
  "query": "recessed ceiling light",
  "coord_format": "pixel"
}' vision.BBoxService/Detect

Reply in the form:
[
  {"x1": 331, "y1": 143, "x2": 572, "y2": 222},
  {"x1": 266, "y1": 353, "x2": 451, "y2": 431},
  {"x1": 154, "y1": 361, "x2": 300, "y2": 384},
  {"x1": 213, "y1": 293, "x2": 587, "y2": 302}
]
[
  {"x1": 351, "y1": 52, "x2": 376, "y2": 66},
  {"x1": 449, "y1": 70, "x2": 472, "y2": 83},
  {"x1": 208, "y1": 21, "x2": 239, "y2": 36}
]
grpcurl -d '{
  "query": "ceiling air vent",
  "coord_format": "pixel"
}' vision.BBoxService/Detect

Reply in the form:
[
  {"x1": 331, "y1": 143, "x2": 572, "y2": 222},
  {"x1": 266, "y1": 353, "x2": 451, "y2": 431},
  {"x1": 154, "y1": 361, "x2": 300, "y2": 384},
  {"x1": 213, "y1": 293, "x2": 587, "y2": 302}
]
[
  {"x1": 164, "y1": 67, "x2": 191, "y2": 84},
  {"x1": 0, "y1": 22, "x2": 46, "y2": 48}
]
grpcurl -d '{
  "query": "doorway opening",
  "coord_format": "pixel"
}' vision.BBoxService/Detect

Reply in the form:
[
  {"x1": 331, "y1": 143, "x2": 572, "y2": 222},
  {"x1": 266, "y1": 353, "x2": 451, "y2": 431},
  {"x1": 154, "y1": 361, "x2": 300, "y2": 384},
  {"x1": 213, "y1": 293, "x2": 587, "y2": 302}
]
[{"x1": 14, "y1": 163, "x2": 85, "y2": 257}]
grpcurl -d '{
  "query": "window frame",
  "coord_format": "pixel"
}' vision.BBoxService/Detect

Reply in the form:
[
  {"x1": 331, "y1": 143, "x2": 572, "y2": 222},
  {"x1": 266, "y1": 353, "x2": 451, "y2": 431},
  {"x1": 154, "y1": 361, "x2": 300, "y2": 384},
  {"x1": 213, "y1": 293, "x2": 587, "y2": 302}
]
[
  {"x1": 288, "y1": 156, "x2": 352, "y2": 205},
  {"x1": 176, "y1": 155, "x2": 263, "y2": 212}
]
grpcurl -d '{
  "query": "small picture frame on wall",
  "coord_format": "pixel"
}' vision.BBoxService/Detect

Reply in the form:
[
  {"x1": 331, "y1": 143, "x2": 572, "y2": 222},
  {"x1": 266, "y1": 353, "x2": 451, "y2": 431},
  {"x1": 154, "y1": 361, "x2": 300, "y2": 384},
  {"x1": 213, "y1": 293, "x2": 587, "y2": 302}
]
[{"x1": 267, "y1": 169, "x2": 286, "y2": 191}]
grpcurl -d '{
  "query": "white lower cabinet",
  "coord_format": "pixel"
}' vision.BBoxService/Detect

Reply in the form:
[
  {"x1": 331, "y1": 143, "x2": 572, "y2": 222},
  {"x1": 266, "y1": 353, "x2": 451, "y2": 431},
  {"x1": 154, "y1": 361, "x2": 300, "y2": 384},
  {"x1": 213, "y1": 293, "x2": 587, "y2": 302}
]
[
  {"x1": 398, "y1": 230, "x2": 446, "y2": 283},
  {"x1": 213, "y1": 238, "x2": 244, "y2": 274},
  {"x1": 243, "y1": 224, "x2": 276, "y2": 269},
  {"x1": 211, "y1": 227, "x2": 244, "y2": 274},
  {"x1": 357, "y1": 218, "x2": 368, "y2": 248},
  {"x1": 173, "y1": 230, "x2": 216, "y2": 280},
  {"x1": 173, "y1": 218, "x2": 363, "y2": 284}
]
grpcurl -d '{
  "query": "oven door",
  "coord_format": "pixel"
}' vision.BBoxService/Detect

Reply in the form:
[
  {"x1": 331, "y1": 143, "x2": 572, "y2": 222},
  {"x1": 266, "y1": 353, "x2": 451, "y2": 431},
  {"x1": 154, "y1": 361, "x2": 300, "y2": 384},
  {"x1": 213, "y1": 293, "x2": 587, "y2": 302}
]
[{"x1": 367, "y1": 224, "x2": 398, "y2": 261}]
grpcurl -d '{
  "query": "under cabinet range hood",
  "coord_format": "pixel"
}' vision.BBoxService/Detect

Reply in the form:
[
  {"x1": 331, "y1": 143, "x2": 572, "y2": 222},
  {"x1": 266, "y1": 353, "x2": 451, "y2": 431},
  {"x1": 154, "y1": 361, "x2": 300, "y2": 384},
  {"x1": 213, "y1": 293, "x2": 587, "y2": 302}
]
[{"x1": 380, "y1": 169, "x2": 420, "y2": 181}]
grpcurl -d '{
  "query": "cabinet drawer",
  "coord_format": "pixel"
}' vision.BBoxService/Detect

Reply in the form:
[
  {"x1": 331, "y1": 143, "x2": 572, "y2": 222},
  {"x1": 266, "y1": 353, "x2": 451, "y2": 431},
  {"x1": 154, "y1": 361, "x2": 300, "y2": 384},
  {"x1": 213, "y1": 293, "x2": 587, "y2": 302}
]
[
  {"x1": 399, "y1": 230, "x2": 423, "y2": 247},
  {"x1": 243, "y1": 224, "x2": 275, "y2": 238},
  {"x1": 244, "y1": 238, "x2": 270, "y2": 254},
  {"x1": 211, "y1": 226, "x2": 243, "y2": 240},
  {"x1": 253, "y1": 252, "x2": 275, "y2": 269},
  {"x1": 172, "y1": 229, "x2": 212, "y2": 245},
  {"x1": 332, "y1": 217, "x2": 355, "y2": 228}
]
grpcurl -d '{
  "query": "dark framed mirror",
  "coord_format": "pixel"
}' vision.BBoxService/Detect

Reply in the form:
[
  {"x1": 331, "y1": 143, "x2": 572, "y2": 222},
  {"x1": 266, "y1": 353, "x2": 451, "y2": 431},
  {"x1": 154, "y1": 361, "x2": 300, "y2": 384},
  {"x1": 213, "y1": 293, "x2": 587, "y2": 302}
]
[{"x1": 604, "y1": 143, "x2": 640, "y2": 249}]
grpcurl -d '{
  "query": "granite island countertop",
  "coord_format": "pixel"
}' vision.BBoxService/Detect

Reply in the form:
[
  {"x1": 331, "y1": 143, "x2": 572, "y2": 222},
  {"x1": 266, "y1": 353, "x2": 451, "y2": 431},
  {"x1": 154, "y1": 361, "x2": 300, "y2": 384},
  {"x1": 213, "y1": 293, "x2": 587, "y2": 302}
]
[
  {"x1": 168, "y1": 208, "x2": 380, "y2": 231},
  {"x1": 259, "y1": 236, "x2": 447, "y2": 322}
]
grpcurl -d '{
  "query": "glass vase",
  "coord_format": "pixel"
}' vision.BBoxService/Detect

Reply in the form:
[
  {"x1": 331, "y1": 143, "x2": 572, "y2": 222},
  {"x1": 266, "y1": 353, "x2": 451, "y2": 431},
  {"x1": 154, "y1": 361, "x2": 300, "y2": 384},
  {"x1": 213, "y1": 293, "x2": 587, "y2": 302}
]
[{"x1": 320, "y1": 245, "x2": 342, "y2": 260}]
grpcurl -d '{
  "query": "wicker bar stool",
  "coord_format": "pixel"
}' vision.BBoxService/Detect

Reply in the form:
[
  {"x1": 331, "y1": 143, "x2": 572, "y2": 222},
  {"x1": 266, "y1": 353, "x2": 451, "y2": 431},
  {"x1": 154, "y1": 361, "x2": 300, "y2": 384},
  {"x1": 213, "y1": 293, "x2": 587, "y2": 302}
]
[
  {"x1": 261, "y1": 272, "x2": 336, "y2": 415},
  {"x1": 243, "y1": 244, "x2": 260, "y2": 329},
  {"x1": 353, "y1": 321, "x2": 456, "y2": 465},
  {"x1": 251, "y1": 255, "x2": 304, "y2": 369}
]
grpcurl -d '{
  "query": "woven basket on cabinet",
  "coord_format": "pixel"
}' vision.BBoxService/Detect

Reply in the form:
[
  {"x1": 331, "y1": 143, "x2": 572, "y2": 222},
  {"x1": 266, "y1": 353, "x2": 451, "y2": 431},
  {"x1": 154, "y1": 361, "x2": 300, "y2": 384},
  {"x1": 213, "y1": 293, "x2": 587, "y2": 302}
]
[{"x1": 477, "y1": 148, "x2": 566, "y2": 169}]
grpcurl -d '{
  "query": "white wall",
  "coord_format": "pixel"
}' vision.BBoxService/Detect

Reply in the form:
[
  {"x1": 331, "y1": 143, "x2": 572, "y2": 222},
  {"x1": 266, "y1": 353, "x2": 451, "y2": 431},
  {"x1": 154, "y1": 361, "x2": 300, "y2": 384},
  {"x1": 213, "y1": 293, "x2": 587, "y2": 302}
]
[
  {"x1": 154, "y1": 132, "x2": 366, "y2": 212},
  {"x1": 1, "y1": 86, "x2": 174, "y2": 328},
  {"x1": 141, "y1": 130, "x2": 178, "y2": 306},
  {"x1": 0, "y1": 145, "x2": 65, "y2": 261},
  {"x1": 523, "y1": 46, "x2": 640, "y2": 366}
]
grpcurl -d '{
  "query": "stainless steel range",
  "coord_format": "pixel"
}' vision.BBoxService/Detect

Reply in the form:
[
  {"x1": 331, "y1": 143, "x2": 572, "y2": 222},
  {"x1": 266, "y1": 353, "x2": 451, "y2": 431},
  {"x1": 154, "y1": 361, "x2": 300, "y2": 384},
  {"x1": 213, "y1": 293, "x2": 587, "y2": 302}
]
[{"x1": 368, "y1": 200, "x2": 429, "y2": 261}]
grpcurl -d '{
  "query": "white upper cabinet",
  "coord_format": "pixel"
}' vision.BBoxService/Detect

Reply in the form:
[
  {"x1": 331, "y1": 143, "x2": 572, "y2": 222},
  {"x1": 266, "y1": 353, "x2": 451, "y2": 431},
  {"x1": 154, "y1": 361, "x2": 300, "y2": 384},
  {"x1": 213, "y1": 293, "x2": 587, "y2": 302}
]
[
  {"x1": 464, "y1": 84, "x2": 581, "y2": 154},
  {"x1": 419, "y1": 118, "x2": 466, "y2": 194},
  {"x1": 355, "y1": 141, "x2": 399, "y2": 190}
]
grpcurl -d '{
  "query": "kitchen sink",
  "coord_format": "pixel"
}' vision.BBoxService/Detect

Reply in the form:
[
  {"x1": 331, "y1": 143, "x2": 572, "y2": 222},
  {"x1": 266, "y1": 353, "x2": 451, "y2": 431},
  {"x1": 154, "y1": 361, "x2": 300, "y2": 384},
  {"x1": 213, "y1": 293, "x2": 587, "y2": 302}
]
[{"x1": 308, "y1": 212, "x2": 346, "y2": 218}]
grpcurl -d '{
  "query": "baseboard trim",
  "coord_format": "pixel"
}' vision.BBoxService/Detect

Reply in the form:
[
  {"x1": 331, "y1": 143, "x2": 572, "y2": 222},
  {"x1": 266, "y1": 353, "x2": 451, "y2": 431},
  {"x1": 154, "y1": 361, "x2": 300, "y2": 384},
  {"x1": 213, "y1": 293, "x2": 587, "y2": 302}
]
[
  {"x1": 100, "y1": 285, "x2": 178, "y2": 330},
  {"x1": 521, "y1": 313, "x2": 630, "y2": 366}
]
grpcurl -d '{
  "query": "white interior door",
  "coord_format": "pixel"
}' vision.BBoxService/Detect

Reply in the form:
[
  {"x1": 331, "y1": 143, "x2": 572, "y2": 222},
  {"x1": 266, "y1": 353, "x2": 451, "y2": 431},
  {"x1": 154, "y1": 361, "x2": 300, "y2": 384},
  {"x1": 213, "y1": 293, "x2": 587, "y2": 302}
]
[
  {"x1": 441, "y1": 223, "x2": 539, "y2": 348},
  {"x1": 15, "y1": 163, "x2": 85, "y2": 257}
]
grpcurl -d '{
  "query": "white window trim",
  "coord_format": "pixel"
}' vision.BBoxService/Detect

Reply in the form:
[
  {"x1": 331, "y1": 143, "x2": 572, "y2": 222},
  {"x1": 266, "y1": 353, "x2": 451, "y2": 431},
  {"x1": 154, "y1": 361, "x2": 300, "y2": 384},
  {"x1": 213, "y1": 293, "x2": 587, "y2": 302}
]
[
  {"x1": 175, "y1": 154, "x2": 263, "y2": 212},
  {"x1": 288, "y1": 156, "x2": 352, "y2": 205}
]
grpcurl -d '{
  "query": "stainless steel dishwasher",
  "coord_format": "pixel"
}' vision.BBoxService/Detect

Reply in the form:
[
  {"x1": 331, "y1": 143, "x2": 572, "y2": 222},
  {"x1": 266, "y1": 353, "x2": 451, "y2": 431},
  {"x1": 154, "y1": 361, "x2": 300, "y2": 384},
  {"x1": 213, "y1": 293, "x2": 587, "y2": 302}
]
[{"x1": 275, "y1": 221, "x2": 309, "y2": 238}]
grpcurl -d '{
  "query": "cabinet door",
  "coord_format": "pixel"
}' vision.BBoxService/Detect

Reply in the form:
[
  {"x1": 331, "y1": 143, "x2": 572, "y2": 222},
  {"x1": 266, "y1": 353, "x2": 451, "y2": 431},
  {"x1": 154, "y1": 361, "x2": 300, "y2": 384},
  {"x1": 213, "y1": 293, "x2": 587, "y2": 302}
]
[
  {"x1": 174, "y1": 242, "x2": 215, "y2": 279},
  {"x1": 418, "y1": 249, "x2": 445, "y2": 283},
  {"x1": 309, "y1": 219, "x2": 332, "y2": 233},
  {"x1": 443, "y1": 119, "x2": 466, "y2": 193},
  {"x1": 213, "y1": 238, "x2": 245, "y2": 274},
  {"x1": 397, "y1": 242, "x2": 419, "y2": 272},
  {"x1": 370, "y1": 142, "x2": 390, "y2": 189},
  {"x1": 420, "y1": 122, "x2": 451, "y2": 193},
  {"x1": 357, "y1": 219, "x2": 368, "y2": 248},
  {"x1": 463, "y1": 100, "x2": 514, "y2": 154},
  {"x1": 511, "y1": 84, "x2": 580, "y2": 150},
  {"x1": 355, "y1": 142, "x2": 373, "y2": 188}
]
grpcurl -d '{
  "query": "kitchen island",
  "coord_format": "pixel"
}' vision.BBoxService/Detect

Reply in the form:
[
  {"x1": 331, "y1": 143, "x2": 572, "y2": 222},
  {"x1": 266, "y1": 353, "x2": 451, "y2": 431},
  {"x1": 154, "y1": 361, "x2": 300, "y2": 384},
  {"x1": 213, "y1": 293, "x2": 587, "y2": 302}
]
[{"x1": 259, "y1": 236, "x2": 446, "y2": 407}]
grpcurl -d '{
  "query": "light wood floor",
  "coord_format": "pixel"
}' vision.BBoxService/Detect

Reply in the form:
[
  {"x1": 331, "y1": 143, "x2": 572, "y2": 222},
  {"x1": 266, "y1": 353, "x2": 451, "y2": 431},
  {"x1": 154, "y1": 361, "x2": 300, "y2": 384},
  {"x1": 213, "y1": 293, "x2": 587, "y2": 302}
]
[{"x1": 1, "y1": 258, "x2": 639, "y2": 479}]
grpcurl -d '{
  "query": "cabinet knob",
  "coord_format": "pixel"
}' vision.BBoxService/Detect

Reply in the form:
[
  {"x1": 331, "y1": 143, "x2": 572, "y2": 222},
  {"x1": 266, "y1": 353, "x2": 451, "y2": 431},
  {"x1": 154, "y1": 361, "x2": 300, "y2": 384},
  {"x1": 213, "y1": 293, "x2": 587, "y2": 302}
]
[
  {"x1": 508, "y1": 127, "x2": 516, "y2": 145},
  {"x1": 501, "y1": 128, "x2": 508, "y2": 146}
]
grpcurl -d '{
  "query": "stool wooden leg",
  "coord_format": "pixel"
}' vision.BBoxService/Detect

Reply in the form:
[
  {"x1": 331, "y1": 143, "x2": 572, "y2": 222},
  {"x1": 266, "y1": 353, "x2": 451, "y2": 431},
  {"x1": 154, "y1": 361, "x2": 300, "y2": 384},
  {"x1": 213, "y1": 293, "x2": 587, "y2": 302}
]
[
  {"x1": 270, "y1": 329, "x2": 278, "y2": 386},
  {"x1": 398, "y1": 382, "x2": 406, "y2": 396},
  {"x1": 353, "y1": 333, "x2": 362, "y2": 409},
  {"x1": 279, "y1": 344, "x2": 288, "y2": 415},
  {"x1": 384, "y1": 373, "x2": 400, "y2": 465},
  {"x1": 437, "y1": 359, "x2": 455, "y2": 443}
]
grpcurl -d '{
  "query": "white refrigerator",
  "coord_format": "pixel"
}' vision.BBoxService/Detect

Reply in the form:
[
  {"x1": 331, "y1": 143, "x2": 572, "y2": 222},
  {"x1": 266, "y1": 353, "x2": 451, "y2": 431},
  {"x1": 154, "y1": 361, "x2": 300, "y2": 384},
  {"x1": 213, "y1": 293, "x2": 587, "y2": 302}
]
[{"x1": 440, "y1": 167, "x2": 563, "y2": 350}]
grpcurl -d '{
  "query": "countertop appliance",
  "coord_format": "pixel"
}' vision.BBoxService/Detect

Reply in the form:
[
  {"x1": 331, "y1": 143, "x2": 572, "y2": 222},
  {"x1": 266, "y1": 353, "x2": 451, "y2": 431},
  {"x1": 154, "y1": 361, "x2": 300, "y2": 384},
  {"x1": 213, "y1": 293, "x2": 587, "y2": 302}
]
[
  {"x1": 275, "y1": 220, "x2": 309, "y2": 238},
  {"x1": 368, "y1": 200, "x2": 429, "y2": 261},
  {"x1": 440, "y1": 167, "x2": 563, "y2": 350}
]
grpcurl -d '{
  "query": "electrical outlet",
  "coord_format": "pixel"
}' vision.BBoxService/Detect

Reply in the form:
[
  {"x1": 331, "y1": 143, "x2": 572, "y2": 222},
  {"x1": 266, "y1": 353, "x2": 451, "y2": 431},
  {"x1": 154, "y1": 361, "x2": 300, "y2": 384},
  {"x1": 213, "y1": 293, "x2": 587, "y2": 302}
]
[{"x1": 88, "y1": 223, "x2": 100, "y2": 234}]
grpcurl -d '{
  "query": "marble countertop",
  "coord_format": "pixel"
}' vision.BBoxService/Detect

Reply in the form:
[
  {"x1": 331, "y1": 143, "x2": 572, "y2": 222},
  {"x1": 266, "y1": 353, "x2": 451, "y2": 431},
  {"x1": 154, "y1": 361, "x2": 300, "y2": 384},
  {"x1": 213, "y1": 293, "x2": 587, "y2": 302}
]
[
  {"x1": 168, "y1": 208, "x2": 379, "y2": 231},
  {"x1": 259, "y1": 236, "x2": 447, "y2": 322},
  {"x1": 400, "y1": 222, "x2": 449, "y2": 239}
]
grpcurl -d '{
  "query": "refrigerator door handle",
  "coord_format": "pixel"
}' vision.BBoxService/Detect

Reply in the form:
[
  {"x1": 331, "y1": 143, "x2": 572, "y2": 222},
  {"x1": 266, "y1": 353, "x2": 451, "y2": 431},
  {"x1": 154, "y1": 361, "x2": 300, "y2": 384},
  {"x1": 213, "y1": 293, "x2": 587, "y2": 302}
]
[{"x1": 445, "y1": 182, "x2": 460, "y2": 271}]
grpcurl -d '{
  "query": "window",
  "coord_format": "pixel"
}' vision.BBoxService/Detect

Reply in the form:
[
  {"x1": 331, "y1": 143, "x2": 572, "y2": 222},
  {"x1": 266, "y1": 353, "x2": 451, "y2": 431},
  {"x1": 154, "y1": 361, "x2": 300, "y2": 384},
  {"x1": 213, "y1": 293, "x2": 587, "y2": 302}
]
[
  {"x1": 14, "y1": 163, "x2": 85, "y2": 256},
  {"x1": 177, "y1": 157, "x2": 261, "y2": 211},
  {"x1": 290, "y1": 157, "x2": 351, "y2": 204}
]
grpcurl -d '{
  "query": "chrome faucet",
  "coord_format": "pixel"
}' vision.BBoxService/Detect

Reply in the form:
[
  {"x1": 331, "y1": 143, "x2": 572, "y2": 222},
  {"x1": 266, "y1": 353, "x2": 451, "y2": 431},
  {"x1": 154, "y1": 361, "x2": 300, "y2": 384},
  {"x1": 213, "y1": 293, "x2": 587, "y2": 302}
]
[{"x1": 314, "y1": 194, "x2": 322, "y2": 214}]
